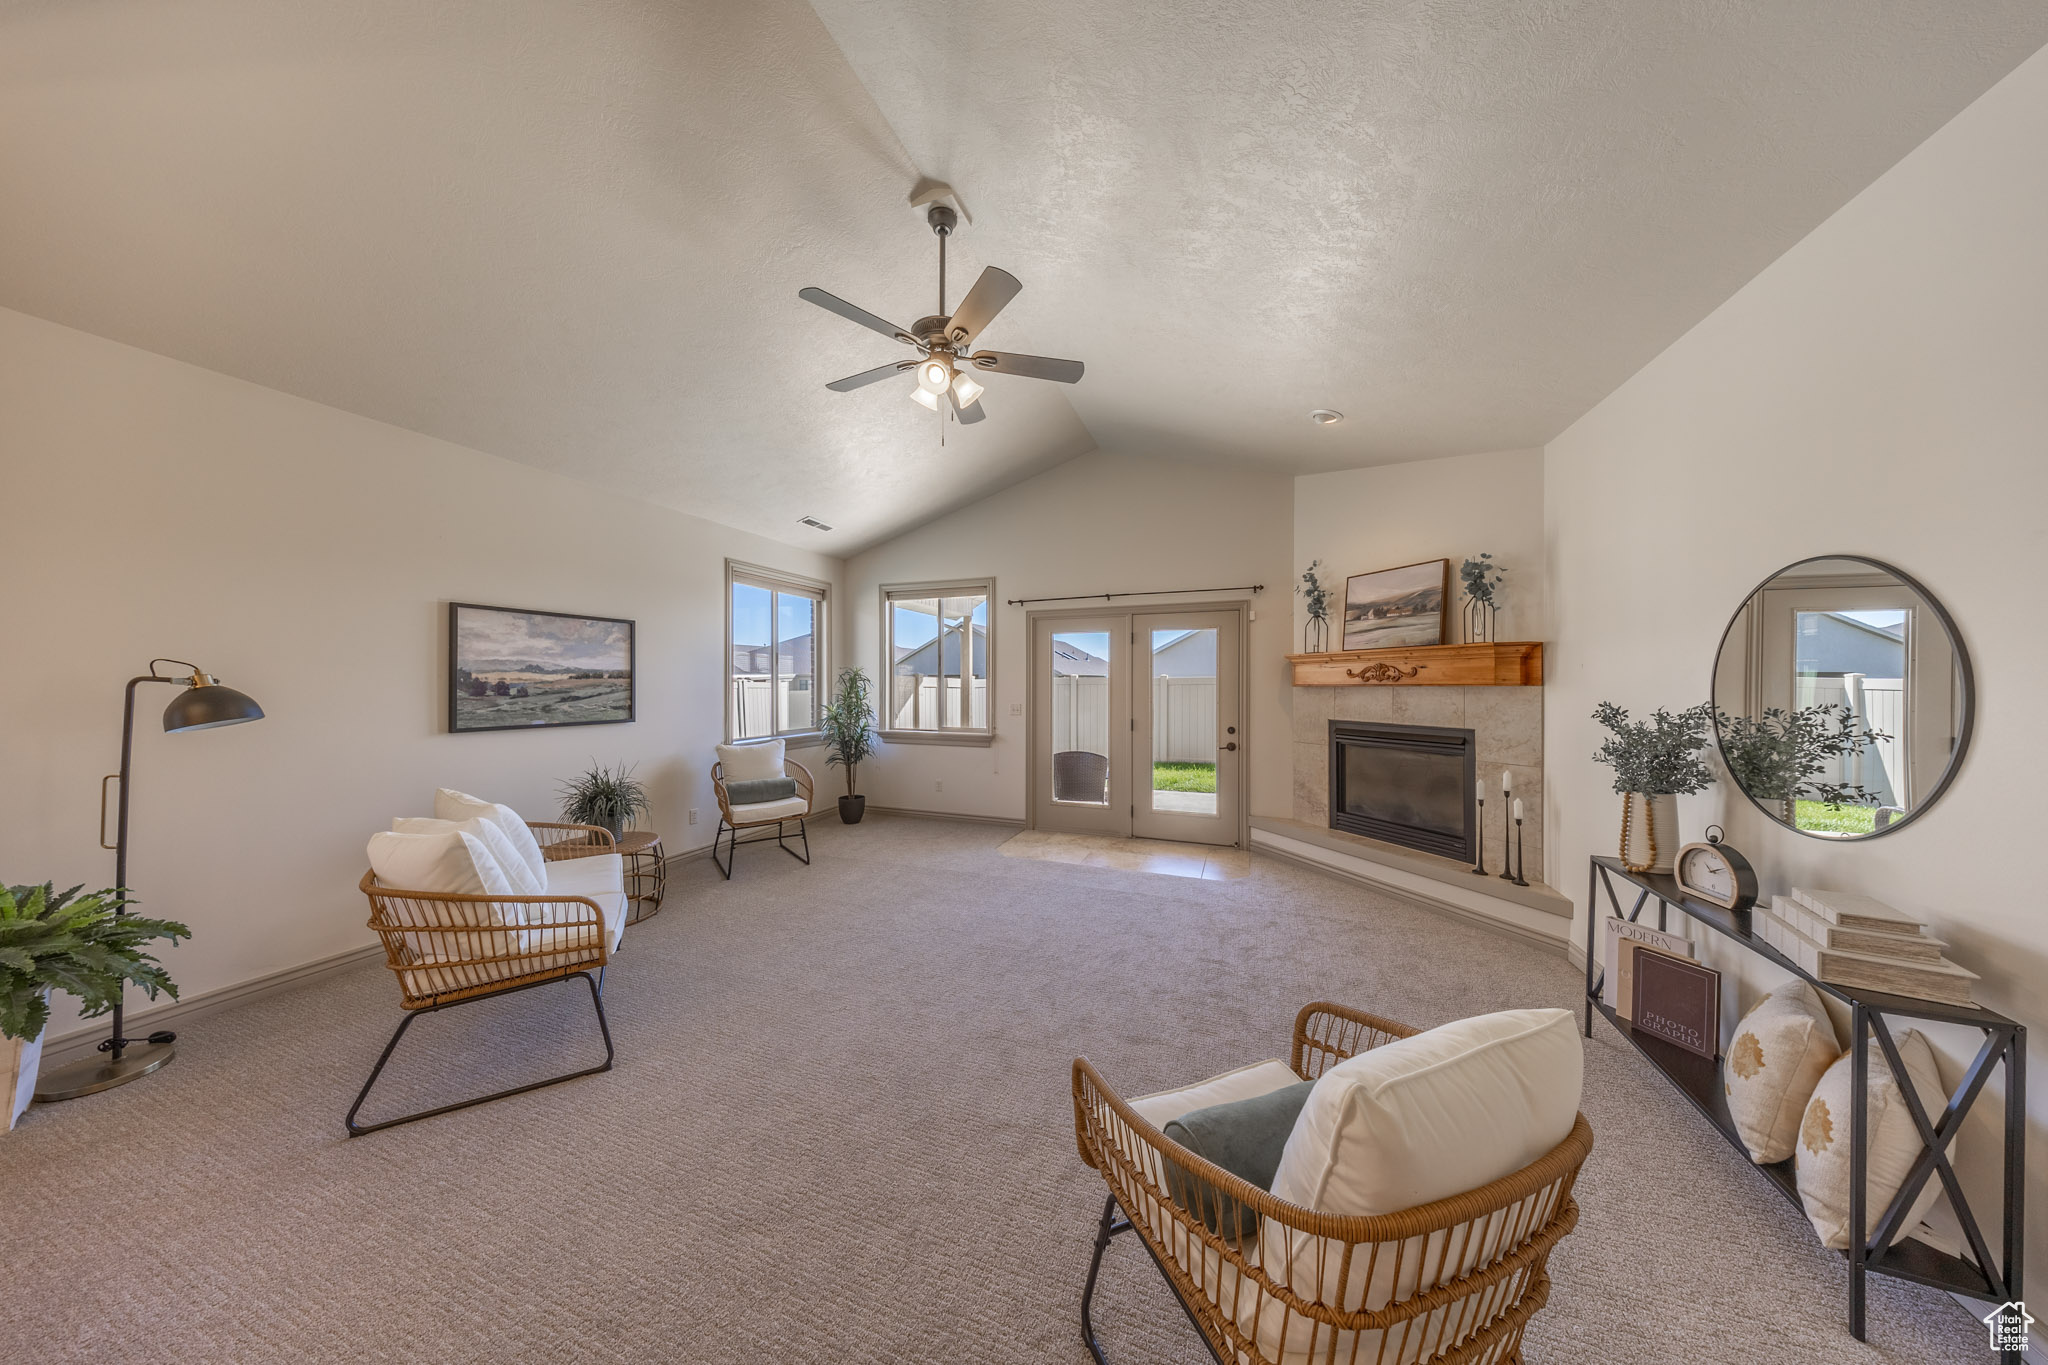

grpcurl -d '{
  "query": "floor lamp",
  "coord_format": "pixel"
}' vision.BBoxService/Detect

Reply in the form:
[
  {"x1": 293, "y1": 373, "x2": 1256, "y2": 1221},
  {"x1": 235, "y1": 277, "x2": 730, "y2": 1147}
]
[{"x1": 35, "y1": 660, "x2": 265, "y2": 1102}]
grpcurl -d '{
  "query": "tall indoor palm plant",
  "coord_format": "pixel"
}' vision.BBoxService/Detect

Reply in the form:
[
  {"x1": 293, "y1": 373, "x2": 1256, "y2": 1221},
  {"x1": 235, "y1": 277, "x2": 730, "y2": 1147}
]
[{"x1": 820, "y1": 667, "x2": 877, "y2": 824}]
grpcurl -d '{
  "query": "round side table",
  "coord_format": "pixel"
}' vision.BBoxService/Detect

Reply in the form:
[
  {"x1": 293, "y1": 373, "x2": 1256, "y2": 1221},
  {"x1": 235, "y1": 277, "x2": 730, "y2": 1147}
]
[{"x1": 615, "y1": 830, "x2": 667, "y2": 924}]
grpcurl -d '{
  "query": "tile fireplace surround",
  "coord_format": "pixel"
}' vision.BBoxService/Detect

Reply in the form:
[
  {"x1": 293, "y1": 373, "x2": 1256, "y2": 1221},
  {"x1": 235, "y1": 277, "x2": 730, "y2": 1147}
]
[{"x1": 1291, "y1": 684, "x2": 1544, "y2": 880}]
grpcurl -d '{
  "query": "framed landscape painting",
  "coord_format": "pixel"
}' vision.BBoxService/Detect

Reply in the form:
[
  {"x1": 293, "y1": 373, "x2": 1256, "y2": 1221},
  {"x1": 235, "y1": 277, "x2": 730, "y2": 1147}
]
[
  {"x1": 1342, "y1": 559, "x2": 1449, "y2": 651},
  {"x1": 449, "y1": 602, "x2": 635, "y2": 733}
]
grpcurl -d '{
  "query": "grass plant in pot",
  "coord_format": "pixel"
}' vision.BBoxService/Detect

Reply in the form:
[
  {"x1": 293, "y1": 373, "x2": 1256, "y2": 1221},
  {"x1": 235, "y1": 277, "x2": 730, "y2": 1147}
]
[
  {"x1": 2, "y1": 882, "x2": 189, "y2": 1131},
  {"x1": 558, "y1": 762, "x2": 650, "y2": 842},
  {"x1": 821, "y1": 666, "x2": 876, "y2": 824},
  {"x1": 1591, "y1": 702, "x2": 1714, "y2": 874}
]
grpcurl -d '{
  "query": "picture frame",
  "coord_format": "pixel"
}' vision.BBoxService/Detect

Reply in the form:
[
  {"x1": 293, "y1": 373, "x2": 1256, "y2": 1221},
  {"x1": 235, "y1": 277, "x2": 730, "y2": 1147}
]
[
  {"x1": 448, "y1": 602, "x2": 636, "y2": 733},
  {"x1": 1341, "y1": 559, "x2": 1450, "y2": 651}
]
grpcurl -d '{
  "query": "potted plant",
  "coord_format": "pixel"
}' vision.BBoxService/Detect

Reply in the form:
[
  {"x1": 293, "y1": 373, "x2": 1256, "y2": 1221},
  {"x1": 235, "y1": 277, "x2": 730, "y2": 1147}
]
[
  {"x1": 3, "y1": 882, "x2": 188, "y2": 1131},
  {"x1": 1459, "y1": 553, "x2": 1506, "y2": 643},
  {"x1": 557, "y1": 761, "x2": 650, "y2": 841},
  {"x1": 1296, "y1": 560, "x2": 1333, "y2": 653},
  {"x1": 820, "y1": 666, "x2": 877, "y2": 824},
  {"x1": 1590, "y1": 702, "x2": 1714, "y2": 873},
  {"x1": 1715, "y1": 703, "x2": 1887, "y2": 827}
]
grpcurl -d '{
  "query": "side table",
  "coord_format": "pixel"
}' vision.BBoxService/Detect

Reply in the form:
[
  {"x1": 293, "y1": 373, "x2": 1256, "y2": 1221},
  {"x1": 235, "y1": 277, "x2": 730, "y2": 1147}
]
[{"x1": 616, "y1": 830, "x2": 667, "y2": 924}]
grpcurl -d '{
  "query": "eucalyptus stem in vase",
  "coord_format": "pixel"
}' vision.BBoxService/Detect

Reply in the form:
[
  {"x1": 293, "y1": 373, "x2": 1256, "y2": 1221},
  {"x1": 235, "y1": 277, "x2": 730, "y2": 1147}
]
[
  {"x1": 1297, "y1": 560, "x2": 1332, "y2": 653},
  {"x1": 1590, "y1": 701, "x2": 1714, "y2": 873},
  {"x1": 1460, "y1": 553, "x2": 1505, "y2": 644}
]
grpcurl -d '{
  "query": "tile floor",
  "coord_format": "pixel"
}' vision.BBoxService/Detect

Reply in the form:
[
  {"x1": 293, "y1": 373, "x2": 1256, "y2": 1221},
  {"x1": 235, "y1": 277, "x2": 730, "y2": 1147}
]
[{"x1": 996, "y1": 829, "x2": 1251, "y2": 880}]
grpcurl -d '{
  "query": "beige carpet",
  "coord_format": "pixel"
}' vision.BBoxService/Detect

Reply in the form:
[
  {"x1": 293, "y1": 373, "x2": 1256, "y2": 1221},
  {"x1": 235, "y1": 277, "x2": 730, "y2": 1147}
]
[{"x1": 0, "y1": 817, "x2": 1986, "y2": 1363}]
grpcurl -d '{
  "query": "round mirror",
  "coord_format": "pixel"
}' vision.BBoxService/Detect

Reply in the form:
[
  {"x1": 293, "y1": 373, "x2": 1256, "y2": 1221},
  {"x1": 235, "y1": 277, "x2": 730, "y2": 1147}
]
[{"x1": 1711, "y1": 555, "x2": 1972, "y2": 840}]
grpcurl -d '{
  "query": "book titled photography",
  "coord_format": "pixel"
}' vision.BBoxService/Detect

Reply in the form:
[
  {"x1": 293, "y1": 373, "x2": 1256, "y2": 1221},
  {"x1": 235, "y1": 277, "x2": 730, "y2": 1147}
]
[{"x1": 1630, "y1": 949, "x2": 1721, "y2": 1061}]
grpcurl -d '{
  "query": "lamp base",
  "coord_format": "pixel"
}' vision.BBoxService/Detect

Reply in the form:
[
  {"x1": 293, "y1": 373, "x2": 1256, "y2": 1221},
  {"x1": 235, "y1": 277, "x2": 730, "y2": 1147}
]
[{"x1": 33, "y1": 1041, "x2": 175, "y2": 1102}]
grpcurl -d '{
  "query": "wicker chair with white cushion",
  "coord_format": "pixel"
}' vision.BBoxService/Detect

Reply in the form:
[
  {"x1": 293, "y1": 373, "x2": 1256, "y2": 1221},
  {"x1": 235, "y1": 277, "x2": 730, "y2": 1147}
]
[
  {"x1": 711, "y1": 739, "x2": 816, "y2": 879},
  {"x1": 348, "y1": 789, "x2": 627, "y2": 1136},
  {"x1": 1073, "y1": 1002, "x2": 1593, "y2": 1365}
]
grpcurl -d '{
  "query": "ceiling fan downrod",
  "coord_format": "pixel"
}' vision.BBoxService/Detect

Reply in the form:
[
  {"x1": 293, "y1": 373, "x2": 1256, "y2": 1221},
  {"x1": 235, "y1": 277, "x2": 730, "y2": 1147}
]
[{"x1": 928, "y1": 204, "x2": 956, "y2": 318}]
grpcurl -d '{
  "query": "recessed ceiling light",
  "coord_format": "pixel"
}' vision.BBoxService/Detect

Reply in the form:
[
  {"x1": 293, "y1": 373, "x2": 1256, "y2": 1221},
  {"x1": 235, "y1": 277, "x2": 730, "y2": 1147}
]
[
  {"x1": 1309, "y1": 409, "x2": 1344, "y2": 426},
  {"x1": 797, "y1": 516, "x2": 833, "y2": 532}
]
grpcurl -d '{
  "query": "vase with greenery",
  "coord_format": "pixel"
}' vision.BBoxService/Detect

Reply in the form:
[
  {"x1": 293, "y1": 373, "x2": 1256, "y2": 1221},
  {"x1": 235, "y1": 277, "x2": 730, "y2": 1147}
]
[
  {"x1": 3, "y1": 883, "x2": 189, "y2": 1130},
  {"x1": 557, "y1": 762, "x2": 650, "y2": 841},
  {"x1": 1459, "y1": 553, "x2": 1506, "y2": 644},
  {"x1": 1297, "y1": 560, "x2": 1333, "y2": 653},
  {"x1": 820, "y1": 667, "x2": 877, "y2": 824},
  {"x1": 1590, "y1": 701, "x2": 1714, "y2": 873},
  {"x1": 1715, "y1": 703, "x2": 1888, "y2": 829}
]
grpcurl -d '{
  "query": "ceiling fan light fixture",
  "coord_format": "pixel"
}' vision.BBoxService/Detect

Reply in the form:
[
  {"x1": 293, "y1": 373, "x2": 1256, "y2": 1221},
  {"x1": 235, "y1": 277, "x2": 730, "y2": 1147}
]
[
  {"x1": 918, "y1": 358, "x2": 953, "y2": 393},
  {"x1": 950, "y1": 370, "x2": 985, "y2": 406},
  {"x1": 909, "y1": 386, "x2": 941, "y2": 411}
]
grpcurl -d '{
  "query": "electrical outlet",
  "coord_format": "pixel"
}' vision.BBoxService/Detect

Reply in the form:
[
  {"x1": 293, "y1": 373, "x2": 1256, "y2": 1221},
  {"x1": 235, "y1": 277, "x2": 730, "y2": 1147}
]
[
  {"x1": 1009, "y1": 703, "x2": 1022, "y2": 717},
  {"x1": 687, "y1": 808, "x2": 698, "y2": 825},
  {"x1": 935, "y1": 779, "x2": 944, "y2": 793}
]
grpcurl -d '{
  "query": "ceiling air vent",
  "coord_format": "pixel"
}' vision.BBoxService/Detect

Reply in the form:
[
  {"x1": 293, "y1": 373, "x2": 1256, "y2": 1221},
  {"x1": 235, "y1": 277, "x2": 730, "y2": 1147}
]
[{"x1": 797, "y1": 516, "x2": 833, "y2": 532}]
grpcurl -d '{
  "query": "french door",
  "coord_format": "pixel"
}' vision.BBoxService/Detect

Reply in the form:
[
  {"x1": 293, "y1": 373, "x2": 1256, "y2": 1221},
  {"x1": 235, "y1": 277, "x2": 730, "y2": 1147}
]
[{"x1": 1029, "y1": 607, "x2": 1242, "y2": 845}]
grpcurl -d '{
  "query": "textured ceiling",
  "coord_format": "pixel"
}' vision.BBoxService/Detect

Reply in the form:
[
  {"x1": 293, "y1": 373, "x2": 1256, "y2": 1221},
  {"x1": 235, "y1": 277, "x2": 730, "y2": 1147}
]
[{"x1": 3, "y1": 3, "x2": 2045, "y2": 552}]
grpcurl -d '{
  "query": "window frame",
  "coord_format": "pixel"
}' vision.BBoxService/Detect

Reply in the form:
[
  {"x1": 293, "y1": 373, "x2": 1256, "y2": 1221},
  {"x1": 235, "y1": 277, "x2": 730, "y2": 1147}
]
[
  {"x1": 879, "y1": 577, "x2": 997, "y2": 747},
  {"x1": 726, "y1": 559, "x2": 830, "y2": 745}
]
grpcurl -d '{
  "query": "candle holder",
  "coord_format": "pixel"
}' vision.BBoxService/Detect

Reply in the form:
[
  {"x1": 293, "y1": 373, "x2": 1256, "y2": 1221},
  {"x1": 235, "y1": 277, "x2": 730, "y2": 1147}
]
[
  {"x1": 1471, "y1": 796, "x2": 1487, "y2": 875},
  {"x1": 1512, "y1": 816, "x2": 1530, "y2": 887},
  {"x1": 1498, "y1": 796, "x2": 1516, "y2": 882}
]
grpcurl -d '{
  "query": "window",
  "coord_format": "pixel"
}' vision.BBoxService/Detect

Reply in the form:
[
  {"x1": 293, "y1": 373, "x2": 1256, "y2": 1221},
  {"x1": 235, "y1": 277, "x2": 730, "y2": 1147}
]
[
  {"x1": 882, "y1": 579, "x2": 994, "y2": 743},
  {"x1": 728, "y1": 561, "x2": 828, "y2": 742}
]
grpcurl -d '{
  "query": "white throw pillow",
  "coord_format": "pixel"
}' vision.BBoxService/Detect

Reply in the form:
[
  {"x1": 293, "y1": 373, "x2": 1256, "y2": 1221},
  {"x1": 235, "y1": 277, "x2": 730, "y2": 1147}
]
[
  {"x1": 434, "y1": 788, "x2": 547, "y2": 887},
  {"x1": 393, "y1": 816, "x2": 545, "y2": 896},
  {"x1": 366, "y1": 829, "x2": 515, "y2": 899},
  {"x1": 1795, "y1": 1028, "x2": 1947, "y2": 1250},
  {"x1": 717, "y1": 739, "x2": 785, "y2": 785},
  {"x1": 1250, "y1": 1008, "x2": 1582, "y2": 1363},
  {"x1": 1723, "y1": 980, "x2": 1840, "y2": 1164}
]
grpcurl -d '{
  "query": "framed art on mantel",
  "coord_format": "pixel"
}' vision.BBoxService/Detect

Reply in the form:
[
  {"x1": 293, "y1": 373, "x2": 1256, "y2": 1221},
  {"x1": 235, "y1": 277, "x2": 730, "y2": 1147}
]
[
  {"x1": 1341, "y1": 559, "x2": 1449, "y2": 650},
  {"x1": 449, "y1": 602, "x2": 636, "y2": 733}
]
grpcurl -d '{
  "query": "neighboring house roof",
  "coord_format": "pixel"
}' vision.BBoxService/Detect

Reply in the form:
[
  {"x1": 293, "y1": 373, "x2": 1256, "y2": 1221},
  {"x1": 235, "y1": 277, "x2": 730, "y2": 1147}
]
[
  {"x1": 895, "y1": 622, "x2": 989, "y2": 676},
  {"x1": 1050, "y1": 638, "x2": 1108, "y2": 677},
  {"x1": 1796, "y1": 612, "x2": 1905, "y2": 679},
  {"x1": 732, "y1": 632, "x2": 813, "y2": 677}
]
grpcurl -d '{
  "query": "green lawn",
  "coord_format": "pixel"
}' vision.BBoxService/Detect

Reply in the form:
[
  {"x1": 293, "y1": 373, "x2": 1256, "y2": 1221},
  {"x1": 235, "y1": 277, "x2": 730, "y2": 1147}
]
[
  {"x1": 1795, "y1": 800, "x2": 1879, "y2": 835},
  {"x1": 1153, "y1": 761, "x2": 1217, "y2": 794}
]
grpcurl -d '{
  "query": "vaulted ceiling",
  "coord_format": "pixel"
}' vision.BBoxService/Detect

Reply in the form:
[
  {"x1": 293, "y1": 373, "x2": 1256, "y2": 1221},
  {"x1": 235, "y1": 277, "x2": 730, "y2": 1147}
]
[{"x1": 3, "y1": 2, "x2": 2044, "y2": 552}]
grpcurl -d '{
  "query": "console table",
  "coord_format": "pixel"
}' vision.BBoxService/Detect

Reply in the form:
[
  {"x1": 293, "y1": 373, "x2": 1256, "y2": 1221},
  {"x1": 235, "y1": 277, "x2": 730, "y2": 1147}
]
[{"x1": 1582, "y1": 856, "x2": 2025, "y2": 1358}]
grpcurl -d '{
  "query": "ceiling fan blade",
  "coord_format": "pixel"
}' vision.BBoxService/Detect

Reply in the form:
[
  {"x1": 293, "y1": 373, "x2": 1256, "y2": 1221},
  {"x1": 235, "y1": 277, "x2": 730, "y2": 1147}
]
[
  {"x1": 826, "y1": 359, "x2": 917, "y2": 392},
  {"x1": 967, "y1": 350, "x2": 1084, "y2": 384},
  {"x1": 948, "y1": 387, "x2": 986, "y2": 424},
  {"x1": 945, "y1": 267, "x2": 1022, "y2": 346},
  {"x1": 798, "y1": 287, "x2": 918, "y2": 345}
]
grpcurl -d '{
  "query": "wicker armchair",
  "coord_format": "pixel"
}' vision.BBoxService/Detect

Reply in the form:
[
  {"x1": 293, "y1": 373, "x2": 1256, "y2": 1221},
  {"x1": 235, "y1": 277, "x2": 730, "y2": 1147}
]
[
  {"x1": 710, "y1": 755, "x2": 816, "y2": 879},
  {"x1": 1072, "y1": 1002, "x2": 1593, "y2": 1365},
  {"x1": 348, "y1": 823, "x2": 622, "y2": 1136},
  {"x1": 1053, "y1": 749, "x2": 1111, "y2": 804}
]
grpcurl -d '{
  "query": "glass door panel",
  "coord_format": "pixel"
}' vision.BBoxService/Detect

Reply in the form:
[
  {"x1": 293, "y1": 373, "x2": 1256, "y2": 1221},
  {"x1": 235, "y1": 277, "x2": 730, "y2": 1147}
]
[
  {"x1": 1132, "y1": 611, "x2": 1239, "y2": 845},
  {"x1": 1031, "y1": 616, "x2": 1129, "y2": 835}
]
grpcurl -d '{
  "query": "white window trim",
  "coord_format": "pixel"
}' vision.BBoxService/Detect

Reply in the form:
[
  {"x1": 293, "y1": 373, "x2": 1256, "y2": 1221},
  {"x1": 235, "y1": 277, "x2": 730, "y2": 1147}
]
[
  {"x1": 879, "y1": 577, "x2": 996, "y2": 746},
  {"x1": 726, "y1": 559, "x2": 830, "y2": 745}
]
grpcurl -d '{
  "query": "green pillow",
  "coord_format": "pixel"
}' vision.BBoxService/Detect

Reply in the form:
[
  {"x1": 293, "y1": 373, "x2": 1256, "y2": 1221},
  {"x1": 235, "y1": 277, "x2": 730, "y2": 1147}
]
[
  {"x1": 1162, "y1": 1079, "x2": 1314, "y2": 1239},
  {"x1": 726, "y1": 776, "x2": 797, "y2": 805}
]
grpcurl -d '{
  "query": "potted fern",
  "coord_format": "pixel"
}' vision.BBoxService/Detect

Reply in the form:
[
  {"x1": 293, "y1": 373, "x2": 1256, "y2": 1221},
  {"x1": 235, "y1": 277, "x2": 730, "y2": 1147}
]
[
  {"x1": 3, "y1": 883, "x2": 189, "y2": 1131},
  {"x1": 557, "y1": 762, "x2": 650, "y2": 841},
  {"x1": 820, "y1": 667, "x2": 877, "y2": 824},
  {"x1": 1590, "y1": 702, "x2": 1715, "y2": 873}
]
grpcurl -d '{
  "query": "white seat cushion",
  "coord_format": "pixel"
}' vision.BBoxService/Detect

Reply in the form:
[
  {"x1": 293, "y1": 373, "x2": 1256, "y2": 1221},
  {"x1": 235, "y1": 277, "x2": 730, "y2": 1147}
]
[
  {"x1": 392, "y1": 816, "x2": 545, "y2": 895},
  {"x1": 1130, "y1": 1059, "x2": 1303, "y2": 1129},
  {"x1": 727, "y1": 795, "x2": 809, "y2": 824},
  {"x1": 717, "y1": 739, "x2": 786, "y2": 784},
  {"x1": 543, "y1": 852, "x2": 629, "y2": 952},
  {"x1": 434, "y1": 788, "x2": 548, "y2": 887},
  {"x1": 366, "y1": 829, "x2": 514, "y2": 899}
]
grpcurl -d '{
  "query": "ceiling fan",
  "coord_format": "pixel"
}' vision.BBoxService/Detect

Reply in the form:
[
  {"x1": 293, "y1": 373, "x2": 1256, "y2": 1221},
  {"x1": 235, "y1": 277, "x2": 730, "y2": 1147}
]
[{"x1": 800, "y1": 204, "x2": 1084, "y2": 427}]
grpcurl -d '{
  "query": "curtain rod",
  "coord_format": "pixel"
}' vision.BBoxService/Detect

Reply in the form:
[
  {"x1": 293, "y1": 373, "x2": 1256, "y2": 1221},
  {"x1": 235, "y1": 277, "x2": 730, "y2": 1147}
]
[{"x1": 1005, "y1": 584, "x2": 1264, "y2": 607}]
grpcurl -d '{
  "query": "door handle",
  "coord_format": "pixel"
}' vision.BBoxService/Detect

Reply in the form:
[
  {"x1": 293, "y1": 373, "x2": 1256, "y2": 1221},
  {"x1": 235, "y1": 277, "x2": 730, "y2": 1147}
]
[{"x1": 1219, "y1": 742, "x2": 1238, "y2": 752}]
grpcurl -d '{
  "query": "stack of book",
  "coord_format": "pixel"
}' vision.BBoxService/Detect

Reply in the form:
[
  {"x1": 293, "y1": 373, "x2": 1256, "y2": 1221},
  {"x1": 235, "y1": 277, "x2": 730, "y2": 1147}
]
[{"x1": 1754, "y1": 888, "x2": 1977, "y2": 1007}]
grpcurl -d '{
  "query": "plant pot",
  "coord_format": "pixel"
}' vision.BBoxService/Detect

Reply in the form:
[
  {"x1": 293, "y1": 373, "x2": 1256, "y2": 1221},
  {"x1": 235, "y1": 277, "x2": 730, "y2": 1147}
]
[
  {"x1": 1620, "y1": 792, "x2": 1680, "y2": 874},
  {"x1": 6, "y1": 1005, "x2": 46, "y2": 1132},
  {"x1": 838, "y1": 795, "x2": 867, "y2": 825}
]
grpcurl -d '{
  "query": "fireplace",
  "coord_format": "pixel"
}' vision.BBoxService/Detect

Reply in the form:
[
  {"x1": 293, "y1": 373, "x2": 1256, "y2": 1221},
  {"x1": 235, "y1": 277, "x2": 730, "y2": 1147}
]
[{"x1": 1328, "y1": 720, "x2": 1477, "y2": 861}]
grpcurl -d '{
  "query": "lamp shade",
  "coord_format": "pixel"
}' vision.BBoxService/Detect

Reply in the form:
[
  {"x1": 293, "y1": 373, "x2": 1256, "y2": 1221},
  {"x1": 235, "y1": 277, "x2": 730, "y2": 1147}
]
[{"x1": 163, "y1": 683, "x2": 264, "y2": 733}]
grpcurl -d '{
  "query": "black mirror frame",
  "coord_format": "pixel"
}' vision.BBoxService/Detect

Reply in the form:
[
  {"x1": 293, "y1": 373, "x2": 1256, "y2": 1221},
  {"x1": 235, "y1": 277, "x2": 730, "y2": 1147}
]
[{"x1": 1710, "y1": 553, "x2": 1974, "y2": 843}]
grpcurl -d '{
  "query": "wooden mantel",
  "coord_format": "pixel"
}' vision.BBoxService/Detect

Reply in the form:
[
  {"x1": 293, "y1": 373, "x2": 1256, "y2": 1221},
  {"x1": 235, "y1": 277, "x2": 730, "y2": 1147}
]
[{"x1": 1287, "y1": 642, "x2": 1543, "y2": 687}]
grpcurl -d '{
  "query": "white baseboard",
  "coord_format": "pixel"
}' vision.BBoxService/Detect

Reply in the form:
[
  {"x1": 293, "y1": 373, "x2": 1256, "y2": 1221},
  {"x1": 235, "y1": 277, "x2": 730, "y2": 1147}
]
[{"x1": 38, "y1": 940, "x2": 386, "y2": 1071}]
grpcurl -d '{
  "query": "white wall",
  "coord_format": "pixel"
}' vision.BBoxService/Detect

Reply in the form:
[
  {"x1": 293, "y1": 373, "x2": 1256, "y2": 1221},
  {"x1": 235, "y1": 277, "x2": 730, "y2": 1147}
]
[
  {"x1": 842, "y1": 451, "x2": 1294, "y2": 819},
  {"x1": 0, "y1": 307, "x2": 840, "y2": 1044},
  {"x1": 1294, "y1": 448, "x2": 1548, "y2": 646},
  {"x1": 1545, "y1": 44, "x2": 2048, "y2": 1305}
]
